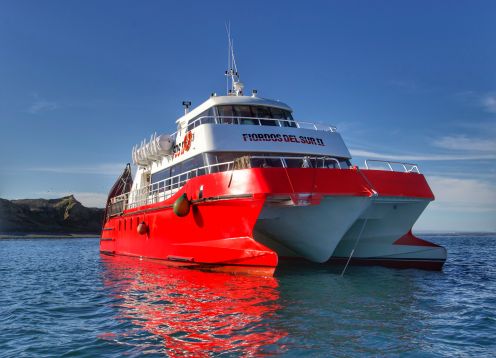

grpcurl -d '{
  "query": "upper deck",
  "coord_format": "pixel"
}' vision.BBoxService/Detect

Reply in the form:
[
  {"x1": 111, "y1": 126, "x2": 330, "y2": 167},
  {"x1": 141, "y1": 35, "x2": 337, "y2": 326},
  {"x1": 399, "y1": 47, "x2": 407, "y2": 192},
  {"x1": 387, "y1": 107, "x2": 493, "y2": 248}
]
[
  {"x1": 175, "y1": 94, "x2": 293, "y2": 126},
  {"x1": 121, "y1": 95, "x2": 422, "y2": 212},
  {"x1": 147, "y1": 94, "x2": 349, "y2": 172}
]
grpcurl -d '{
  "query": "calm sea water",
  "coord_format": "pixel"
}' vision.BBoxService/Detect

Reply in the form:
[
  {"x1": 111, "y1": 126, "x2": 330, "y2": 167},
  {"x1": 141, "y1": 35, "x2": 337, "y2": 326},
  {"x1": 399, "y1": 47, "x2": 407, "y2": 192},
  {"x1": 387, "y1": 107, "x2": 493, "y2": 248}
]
[{"x1": 0, "y1": 235, "x2": 495, "y2": 357}]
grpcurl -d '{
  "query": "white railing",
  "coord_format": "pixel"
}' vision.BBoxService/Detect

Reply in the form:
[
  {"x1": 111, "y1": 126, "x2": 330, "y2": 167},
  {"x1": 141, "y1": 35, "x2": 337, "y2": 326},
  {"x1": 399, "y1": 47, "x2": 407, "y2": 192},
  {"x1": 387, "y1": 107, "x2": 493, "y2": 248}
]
[
  {"x1": 186, "y1": 116, "x2": 337, "y2": 132},
  {"x1": 108, "y1": 155, "x2": 343, "y2": 215},
  {"x1": 364, "y1": 159, "x2": 420, "y2": 173},
  {"x1": 249, "y1": 155, "x2": 341, "y2": 170},
  {"x1": 110, "y1": 160, "x2": 235, "y2": 211}
]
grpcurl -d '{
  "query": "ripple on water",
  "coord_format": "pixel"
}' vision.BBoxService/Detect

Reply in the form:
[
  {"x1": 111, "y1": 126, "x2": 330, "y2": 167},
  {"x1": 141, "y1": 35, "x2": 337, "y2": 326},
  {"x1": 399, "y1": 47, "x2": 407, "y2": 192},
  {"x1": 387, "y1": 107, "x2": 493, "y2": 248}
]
[{"x1": 0, "y1": 235, "x2": 495, "y2": 357}]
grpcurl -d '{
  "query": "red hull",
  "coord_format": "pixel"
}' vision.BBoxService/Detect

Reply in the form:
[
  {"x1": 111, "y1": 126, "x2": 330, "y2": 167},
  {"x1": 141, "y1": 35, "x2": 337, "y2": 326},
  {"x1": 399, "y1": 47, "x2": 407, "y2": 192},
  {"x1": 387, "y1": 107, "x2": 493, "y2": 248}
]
[{"x1": 101, "y1": 168, "x2": 439, "y2": 275}]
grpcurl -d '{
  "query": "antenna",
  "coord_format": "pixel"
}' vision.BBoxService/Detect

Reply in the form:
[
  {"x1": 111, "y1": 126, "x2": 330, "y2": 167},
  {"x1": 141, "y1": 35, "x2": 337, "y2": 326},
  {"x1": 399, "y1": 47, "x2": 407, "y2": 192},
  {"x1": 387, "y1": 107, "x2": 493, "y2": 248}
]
[
  {"x1": 224, "y1": 22, "x2": 244, "y2": 96},
  {"x1": 182, "y1": 101, "x2": 191, "y2": 114}
]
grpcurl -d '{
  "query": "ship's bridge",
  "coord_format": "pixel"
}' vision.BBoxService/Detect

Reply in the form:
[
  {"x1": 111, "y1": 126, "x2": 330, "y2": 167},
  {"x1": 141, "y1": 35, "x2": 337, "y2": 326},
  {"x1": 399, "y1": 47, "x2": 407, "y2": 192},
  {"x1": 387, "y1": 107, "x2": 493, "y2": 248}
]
[
  {"x1": 168, "y1": 94, "x2": 348, "y2": 165},
  {"x1": 176, "y1": 95, "x2": 294, "y2": 132}
]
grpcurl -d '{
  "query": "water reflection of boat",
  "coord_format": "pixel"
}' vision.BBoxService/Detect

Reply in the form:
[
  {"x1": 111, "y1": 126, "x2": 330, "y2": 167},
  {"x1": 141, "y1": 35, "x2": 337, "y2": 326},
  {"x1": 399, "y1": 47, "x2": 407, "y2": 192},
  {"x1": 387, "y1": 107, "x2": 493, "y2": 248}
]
[{"x1": 101, "y1": 255, "x2": 286, "y2": 356}]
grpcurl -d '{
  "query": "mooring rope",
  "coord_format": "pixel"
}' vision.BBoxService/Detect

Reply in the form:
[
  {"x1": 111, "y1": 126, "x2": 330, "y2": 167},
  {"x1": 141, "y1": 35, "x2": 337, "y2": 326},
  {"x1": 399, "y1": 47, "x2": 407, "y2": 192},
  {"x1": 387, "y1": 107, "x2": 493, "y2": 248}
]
[{"x1": 341, "y1": 168, "x2": 378, "y2": 276}]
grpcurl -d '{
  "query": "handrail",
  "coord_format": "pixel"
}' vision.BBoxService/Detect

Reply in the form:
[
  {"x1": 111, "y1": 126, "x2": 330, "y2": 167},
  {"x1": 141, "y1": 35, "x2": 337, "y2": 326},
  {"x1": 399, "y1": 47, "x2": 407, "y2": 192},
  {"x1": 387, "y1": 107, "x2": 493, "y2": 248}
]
[
  {"x1": 187, "y1": 115, "x2": 337, "y2": 132},
  {"x1": 364, "y1": 159, "x2": 420, "y2": 174},
  {"x1": 111, "y1": 159, "x2": 235, "y2": 209},
  {"x1": 250, "y1": 155, "x2": 341, "y2": 169},
  {"x1": 109, "y1": 155, "x2": 344, "y2": 213},
  {"x1": 107, "y1": 156, "x2": 422, "y2": 216}
]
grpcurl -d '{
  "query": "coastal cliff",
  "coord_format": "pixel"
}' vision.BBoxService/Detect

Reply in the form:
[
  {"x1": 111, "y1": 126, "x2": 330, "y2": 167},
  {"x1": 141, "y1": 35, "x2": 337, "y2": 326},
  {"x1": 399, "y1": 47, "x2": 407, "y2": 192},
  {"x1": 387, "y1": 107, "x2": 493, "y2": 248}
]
[{"x1": 0, "y1": 196, "x2": 104, "y2": 235}]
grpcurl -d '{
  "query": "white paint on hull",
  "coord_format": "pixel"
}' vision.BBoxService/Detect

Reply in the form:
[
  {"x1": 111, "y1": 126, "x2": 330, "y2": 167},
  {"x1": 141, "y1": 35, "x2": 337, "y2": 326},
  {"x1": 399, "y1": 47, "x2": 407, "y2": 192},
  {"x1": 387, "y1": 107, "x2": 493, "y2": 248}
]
[
  {"x1": 255, "y1": 196, "x2": 371, "y2": 263},
  {"x1": 332, "y1": 196, "x2": 446, "y2": 261}
]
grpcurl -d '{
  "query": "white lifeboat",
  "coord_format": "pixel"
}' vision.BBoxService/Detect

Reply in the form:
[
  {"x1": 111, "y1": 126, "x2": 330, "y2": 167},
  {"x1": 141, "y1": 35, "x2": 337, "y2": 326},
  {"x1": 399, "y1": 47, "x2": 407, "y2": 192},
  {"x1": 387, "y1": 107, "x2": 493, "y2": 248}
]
[{"x1": 132, "y1": 133, "x2": 174, "y2": 166}]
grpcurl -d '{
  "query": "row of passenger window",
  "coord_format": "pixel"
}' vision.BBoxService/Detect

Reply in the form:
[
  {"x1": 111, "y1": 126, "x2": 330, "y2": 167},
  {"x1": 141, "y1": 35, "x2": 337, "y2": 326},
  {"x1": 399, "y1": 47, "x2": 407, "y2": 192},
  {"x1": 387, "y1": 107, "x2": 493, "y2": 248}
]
[
  {"x1": 187, "y1": 105, "x2": 297, "y2": 131},
  {"x1": 150, "y1": 152, "x2": 351, "y2": 186}
]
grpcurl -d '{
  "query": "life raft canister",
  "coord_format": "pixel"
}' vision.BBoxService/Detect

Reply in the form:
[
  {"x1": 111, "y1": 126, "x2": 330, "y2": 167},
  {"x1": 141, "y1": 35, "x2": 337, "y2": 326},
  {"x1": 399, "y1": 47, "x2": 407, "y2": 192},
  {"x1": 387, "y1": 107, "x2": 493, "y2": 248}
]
[
  {"x1": 183, "y1": 131, "x2": 193, "y2": 152},
  {"x1": 173, "y1": 193, "x2": 191, "y2": 217}
]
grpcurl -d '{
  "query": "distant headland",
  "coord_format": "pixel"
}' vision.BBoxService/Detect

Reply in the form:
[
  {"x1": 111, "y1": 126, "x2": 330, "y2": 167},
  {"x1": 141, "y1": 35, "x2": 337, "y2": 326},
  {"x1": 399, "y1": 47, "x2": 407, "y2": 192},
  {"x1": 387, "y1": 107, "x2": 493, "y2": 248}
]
[{"x1": 0, "y1": 195, "x2": 104, "y2": 237}]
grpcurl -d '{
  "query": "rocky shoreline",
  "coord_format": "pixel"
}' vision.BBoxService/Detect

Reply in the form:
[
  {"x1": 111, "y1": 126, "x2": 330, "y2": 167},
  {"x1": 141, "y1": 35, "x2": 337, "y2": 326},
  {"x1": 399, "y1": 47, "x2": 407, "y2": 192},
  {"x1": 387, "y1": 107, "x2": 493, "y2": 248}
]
[{"x1": 0, "y1": 196, "x2": 104, "y2": 236}]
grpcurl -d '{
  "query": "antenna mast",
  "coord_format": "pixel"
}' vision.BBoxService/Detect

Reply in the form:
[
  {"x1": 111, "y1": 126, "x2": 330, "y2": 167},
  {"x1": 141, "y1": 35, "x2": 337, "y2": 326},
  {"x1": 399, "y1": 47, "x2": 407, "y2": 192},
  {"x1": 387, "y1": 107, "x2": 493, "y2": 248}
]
[{"x1": 224, "y1": 23, "x2": 244, "y2": 96}]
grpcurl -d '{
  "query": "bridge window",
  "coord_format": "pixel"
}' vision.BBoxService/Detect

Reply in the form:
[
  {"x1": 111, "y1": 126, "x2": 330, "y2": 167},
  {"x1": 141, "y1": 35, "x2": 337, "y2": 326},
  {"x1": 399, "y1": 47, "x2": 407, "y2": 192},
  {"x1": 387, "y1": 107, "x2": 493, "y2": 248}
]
[
  {"x1": 187, "y1": 108, "x2": 215, "y2": 131},
  {"x1": 270, "y1": 108, "x2": 297, "y2": 127},
  {"x1": 215, "y1": 105, "x2": 295, "y2": 127},
  {"x1": 236, "y1": 105, "x2": 257, "y2": 125}
]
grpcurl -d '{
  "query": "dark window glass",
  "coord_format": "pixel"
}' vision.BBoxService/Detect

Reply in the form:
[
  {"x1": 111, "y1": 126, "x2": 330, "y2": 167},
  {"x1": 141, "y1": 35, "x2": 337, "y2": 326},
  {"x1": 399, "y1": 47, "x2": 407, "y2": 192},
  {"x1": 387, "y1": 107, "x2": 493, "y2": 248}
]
[
  {"x1": 250, "y1": 157, "x2": 284, "y2": 168},
  {"x1": 204, "y1": 152, "x2": 237, "y2": 173},
  {"x1": 213, "y1": 152, "x2": 236, "y2": 169},
  {"x1": 203, "y1": 152, "x2": 218, "y2": 166},
  {"x1": 272, "y1": 109, "x2": 293, "y2": 127},
  {"x1": 151, "y1": 168, "x2": 170, "y2": 184},
  {"x1": 205, "y1": 107, "x2": 215, "y2": 124},
  {"x1": 187, "y1": 109, "x2": 213, "y2": 131},
  {"x1": 234, "y1": 106, "x2": 256, "y2": 125},
  {"x1": 214, "y1": 105, "x2": 294, "y2": 127},
  {"x1": 217, "y1": 105, "x2": 235, "y2": 124},
  {"x1": 181, "y1": 155, "x2": 205, "y2": 178},
  {"x1": 170, "y1": 164, "x2": 181, "y2": 178},
  {"x1": 341, "y1": 159, "x2": 352, "y2": 168},
  {"x1": 253, "y1": 106, "x2": 277, "y2": 126},
  {"x1": 285, "y1": 158, "x2": 307, "y2": 168},
  {"x1": 278, "y1": 110, "x2": 296, "y2": 127},
  {"x1": 325, "y1": 159, "x2": 340, "y2": 169},
  {"x1": 253, "y1": 106, "x2": 271, "y2": 118},
  {"x1": 233, "y1": 105, "x2": 252, "y2": 117},
  {"x1": 270, "y1": 108, "x2": 285, "y2": 119},
  {"x1": 151, "y1": 155, "x2": 205, "y2": 190},
  {"x1": 270, "y1": 108, "x2": 290, "y2": 127},
  {"x1": 286, "y1": 111, "x2": 297, "y2": 127}
]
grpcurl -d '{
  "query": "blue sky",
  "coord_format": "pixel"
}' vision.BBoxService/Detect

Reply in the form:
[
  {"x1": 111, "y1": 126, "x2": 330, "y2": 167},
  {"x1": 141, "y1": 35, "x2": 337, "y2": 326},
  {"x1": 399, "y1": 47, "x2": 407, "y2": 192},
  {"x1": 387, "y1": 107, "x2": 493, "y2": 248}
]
[{"x1": 0, "y1": 1, "x2": 495, "y2": 232}]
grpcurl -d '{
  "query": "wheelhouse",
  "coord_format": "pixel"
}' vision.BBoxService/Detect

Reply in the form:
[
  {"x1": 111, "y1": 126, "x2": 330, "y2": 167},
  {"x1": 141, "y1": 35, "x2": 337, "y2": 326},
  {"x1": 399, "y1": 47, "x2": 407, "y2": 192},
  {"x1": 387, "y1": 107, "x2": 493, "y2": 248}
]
[{"x1": 186, "y1": 104, "x2": 297, "y2": 131}]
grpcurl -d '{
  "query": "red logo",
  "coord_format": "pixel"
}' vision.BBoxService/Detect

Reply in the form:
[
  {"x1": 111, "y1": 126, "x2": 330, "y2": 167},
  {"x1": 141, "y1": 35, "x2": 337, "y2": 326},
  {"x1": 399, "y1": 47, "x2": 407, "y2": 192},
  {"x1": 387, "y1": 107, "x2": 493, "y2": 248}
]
[{"x1": 173, "y1": 131, "x2": 194, "y2": 158}]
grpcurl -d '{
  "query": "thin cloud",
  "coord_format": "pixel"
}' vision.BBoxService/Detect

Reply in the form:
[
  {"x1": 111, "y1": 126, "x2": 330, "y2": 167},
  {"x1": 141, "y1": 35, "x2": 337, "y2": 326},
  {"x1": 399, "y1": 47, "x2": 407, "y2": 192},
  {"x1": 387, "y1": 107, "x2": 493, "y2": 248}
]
[
  {"x1": 388, "y1": 79, "x2": 418, "y2": 91},
  {"x1": 433, "y1": 135, "x2": 496, "y2": 153},
  {"x1": 426, "y1": 176, "x2": 496, "y2": 213},
  {"x1": 481, "y1": 93, "x2": 496, "y2": 114},
  {"x1": 350, "y1": 148, "x2": 496, "y2": 161},
  {"x1": 456, "y1": 91, "x2": 496, "y2": 114},
  {"x1": 26, "y1": 163, "x2": 126, "y2": 176},
  {"x1": 27, "y1": 94, "x2": 59, "y2": 114}
]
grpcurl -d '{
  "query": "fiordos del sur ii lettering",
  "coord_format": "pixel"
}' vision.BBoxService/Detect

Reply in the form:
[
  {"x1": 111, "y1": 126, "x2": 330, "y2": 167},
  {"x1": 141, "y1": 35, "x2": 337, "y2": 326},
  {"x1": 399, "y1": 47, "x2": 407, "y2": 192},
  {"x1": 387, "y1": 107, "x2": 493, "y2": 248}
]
[{"x1": 242, "y1": 133, "x2": 325, "y2": 146}]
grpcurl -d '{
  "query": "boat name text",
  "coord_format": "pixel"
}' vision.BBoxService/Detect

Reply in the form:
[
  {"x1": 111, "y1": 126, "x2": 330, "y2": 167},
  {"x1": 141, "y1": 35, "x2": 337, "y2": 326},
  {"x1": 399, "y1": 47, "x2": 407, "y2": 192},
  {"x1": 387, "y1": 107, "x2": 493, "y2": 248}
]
[{"x1": 242, "y1": 133, "x2": 325, "y2": 146}]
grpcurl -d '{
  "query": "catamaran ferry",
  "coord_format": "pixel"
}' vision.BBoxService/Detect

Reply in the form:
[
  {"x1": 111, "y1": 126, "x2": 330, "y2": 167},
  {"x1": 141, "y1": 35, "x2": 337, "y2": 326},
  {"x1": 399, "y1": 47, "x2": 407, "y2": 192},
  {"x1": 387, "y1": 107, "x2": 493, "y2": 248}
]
[{"x1": 100, "y1": 50, "x2": 446, "y2": 275}]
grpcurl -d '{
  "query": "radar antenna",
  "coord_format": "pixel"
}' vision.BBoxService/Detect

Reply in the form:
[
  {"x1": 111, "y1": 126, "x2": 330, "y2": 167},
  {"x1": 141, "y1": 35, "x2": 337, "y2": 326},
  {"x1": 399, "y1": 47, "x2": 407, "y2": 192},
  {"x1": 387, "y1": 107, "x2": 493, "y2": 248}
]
[{"x1": 225, "y1": 22, "x2": 244, "y2": 96}]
